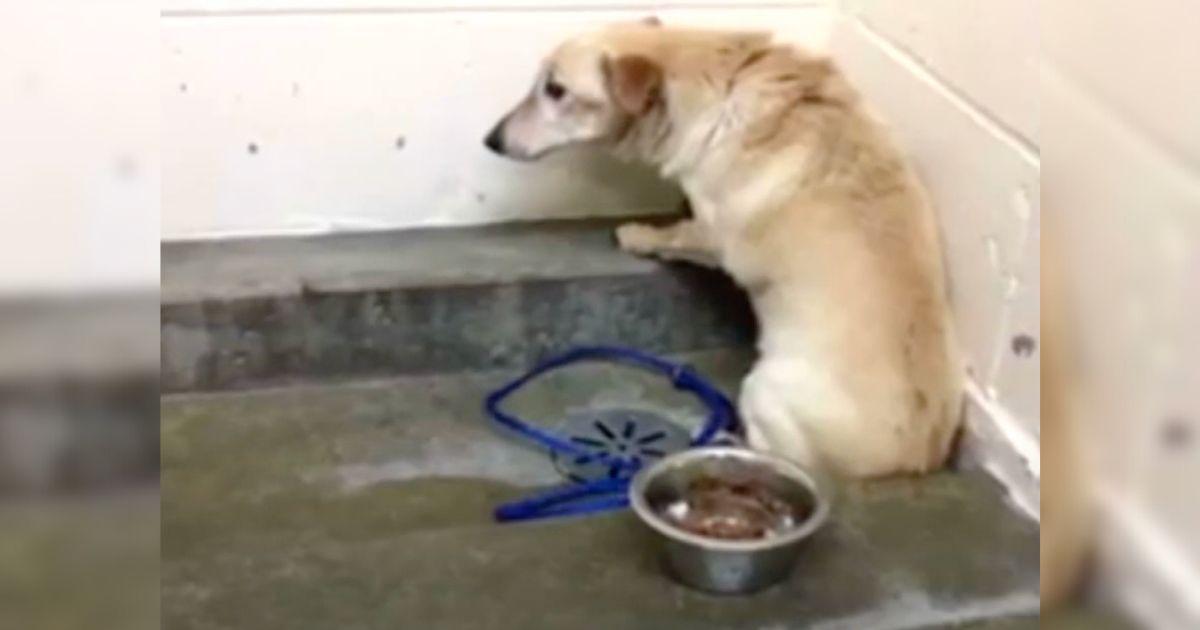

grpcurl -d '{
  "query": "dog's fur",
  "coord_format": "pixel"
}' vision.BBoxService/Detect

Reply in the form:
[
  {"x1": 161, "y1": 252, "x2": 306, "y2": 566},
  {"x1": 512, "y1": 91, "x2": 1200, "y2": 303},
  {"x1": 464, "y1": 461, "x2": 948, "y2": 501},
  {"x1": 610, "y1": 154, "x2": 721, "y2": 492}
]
[
  {"x1": 1040, "y1": 221, "x2": 1092, "y2": 607},
  {"x1": 486, "y1": 21, "x2": 963, "y2": 477}
]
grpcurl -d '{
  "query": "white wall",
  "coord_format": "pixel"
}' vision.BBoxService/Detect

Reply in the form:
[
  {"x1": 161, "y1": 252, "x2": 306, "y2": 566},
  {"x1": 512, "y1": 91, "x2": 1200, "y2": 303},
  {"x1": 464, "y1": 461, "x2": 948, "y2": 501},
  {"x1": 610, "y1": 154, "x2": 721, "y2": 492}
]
[
  {"x1": 161, "y1": 1, "x2": 834, "y2": 240},
  {"x1": 1, "y1": 3, "x2": 159, "y2": 295}
]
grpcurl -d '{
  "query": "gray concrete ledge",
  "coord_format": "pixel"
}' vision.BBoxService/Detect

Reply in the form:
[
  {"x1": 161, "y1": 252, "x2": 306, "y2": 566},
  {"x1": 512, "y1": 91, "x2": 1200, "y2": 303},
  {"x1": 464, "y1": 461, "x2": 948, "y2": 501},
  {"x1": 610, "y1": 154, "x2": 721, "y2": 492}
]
[{"x1": 162, "y1": 219, "x2": 755, "y2": 392}]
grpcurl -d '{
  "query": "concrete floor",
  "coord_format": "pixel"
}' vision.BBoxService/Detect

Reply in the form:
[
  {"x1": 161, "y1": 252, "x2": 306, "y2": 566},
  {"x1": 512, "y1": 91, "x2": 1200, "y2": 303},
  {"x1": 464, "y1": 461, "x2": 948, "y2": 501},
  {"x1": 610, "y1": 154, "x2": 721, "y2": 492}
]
[
  {"x1": 162, "y1": 350, "x2": 1041, "y2": 629},
  {"x1": 1, "y1": 490, "x2": 159, "y2": 630}
]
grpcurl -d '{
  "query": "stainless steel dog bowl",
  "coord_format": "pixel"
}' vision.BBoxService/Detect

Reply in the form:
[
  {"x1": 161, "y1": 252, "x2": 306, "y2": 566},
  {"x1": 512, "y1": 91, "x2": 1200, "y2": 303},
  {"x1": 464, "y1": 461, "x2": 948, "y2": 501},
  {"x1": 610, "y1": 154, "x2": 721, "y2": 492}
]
[{"x1": 629, "y1": 447, "x2": 829, "y2": 594}]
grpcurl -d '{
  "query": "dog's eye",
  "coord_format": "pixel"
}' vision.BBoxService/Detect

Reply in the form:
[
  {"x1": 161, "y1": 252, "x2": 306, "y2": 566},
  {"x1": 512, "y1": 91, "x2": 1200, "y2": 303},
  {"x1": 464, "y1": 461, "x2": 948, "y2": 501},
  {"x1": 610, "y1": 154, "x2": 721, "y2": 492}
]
[{"x1": 544, "y1": 79, "x2": 567, "y2": 101}]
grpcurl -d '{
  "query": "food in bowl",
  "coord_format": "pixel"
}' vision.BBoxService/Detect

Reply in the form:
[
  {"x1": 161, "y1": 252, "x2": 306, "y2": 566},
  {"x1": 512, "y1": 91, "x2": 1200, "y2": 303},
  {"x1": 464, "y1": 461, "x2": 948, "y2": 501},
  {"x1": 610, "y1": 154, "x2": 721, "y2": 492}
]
[
  {"x1": 631, "y1": 447, "x2": 830, "y2": 593},
  {"x1": 659, "y1": 474, "x2": 810, "y2": 540}
]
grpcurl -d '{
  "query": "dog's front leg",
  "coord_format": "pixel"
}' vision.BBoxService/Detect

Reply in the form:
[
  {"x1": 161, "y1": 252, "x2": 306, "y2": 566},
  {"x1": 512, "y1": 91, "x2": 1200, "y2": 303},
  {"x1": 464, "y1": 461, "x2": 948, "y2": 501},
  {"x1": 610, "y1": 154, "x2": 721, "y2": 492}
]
[{"x1": 615, "y1": 220, "x2": 719, "y2": 268}]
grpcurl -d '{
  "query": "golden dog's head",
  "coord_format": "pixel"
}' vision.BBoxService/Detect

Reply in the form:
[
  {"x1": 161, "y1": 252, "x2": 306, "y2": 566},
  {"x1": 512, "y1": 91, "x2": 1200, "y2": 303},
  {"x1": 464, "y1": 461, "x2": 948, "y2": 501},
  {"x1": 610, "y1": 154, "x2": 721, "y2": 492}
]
[
  {"x1": 484, "y1": 19, "x2": 849, "y2": 170},
  {"x1": 483, "y1": 19, "x2": 665, "y2": 161}
]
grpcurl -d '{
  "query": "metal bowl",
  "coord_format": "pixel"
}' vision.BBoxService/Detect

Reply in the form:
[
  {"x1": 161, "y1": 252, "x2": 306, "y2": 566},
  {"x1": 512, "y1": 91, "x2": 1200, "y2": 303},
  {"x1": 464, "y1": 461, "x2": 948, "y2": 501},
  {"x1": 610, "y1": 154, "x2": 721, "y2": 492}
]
[{"x1": 629, "y1": 446, "x2": 830, "y2": 594}]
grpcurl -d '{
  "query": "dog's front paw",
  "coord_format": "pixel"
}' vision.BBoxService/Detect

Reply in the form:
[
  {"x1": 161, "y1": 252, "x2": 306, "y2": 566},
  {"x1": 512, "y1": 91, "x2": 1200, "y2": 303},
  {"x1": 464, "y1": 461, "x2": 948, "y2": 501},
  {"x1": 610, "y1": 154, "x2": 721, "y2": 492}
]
[{"x1": 615, "y1": 222, "x2": 661, "y2": 256}]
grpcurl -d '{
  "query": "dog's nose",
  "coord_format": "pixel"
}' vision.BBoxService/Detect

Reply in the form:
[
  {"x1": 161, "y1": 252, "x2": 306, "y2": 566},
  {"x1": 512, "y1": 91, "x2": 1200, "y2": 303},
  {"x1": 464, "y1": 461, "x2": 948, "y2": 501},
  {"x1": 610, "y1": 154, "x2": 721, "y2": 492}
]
[{"x1": 484, "y1": 123, "x2": 505, "y2": 155}]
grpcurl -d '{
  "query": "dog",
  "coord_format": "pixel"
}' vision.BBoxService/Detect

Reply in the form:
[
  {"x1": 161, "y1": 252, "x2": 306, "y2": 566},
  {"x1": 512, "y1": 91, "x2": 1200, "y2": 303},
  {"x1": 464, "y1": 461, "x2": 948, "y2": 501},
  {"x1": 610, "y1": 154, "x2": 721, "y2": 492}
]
[{"x1": 484, "y1": 20, "x2": 963, "y2": 477}]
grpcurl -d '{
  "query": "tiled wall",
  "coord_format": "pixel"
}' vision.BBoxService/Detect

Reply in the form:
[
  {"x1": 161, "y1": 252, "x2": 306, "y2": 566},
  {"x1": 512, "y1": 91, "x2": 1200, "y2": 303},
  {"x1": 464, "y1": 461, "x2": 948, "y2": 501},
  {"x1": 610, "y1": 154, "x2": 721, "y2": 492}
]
[{"x1": 160, "y1": 1, "x2": 834, "y2": 239}]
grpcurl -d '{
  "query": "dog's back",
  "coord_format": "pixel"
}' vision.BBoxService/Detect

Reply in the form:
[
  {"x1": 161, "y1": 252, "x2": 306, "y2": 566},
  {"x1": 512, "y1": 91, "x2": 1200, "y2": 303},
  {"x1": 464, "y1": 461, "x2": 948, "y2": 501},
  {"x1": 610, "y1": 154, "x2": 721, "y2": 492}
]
[{"x1": 696, "y1": 43, "x2": 963, "y2": 476}]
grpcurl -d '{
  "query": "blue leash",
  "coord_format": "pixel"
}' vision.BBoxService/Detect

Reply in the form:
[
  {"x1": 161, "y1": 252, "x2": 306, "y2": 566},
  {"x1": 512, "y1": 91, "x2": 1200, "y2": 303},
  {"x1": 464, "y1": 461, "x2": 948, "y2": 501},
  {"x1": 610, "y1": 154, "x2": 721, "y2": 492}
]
[{"x1": 485, "y1": 345, "x2": 739, "y2": 522}]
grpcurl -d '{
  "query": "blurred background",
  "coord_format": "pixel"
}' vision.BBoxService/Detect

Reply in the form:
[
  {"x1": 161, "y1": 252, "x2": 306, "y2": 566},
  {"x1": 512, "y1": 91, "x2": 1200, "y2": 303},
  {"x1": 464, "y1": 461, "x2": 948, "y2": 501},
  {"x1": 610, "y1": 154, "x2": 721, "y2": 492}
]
[
  {"x1": 1042, "y1": 1, "x2": 1200, "y2": 626},
  {"x1": 0, "y1": 2, "x2": 159, "y2": 629},
  {"x1": 1, "y1": 0, "x2": 1197, "y2": 628}
]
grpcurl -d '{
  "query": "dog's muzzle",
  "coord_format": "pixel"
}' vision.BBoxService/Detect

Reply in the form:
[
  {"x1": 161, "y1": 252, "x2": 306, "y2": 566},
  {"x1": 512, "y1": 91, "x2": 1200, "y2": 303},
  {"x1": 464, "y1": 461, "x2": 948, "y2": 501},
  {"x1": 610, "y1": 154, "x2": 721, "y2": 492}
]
[{"x1": 483, "y1": 121, "x2": 506, "y2": 155}]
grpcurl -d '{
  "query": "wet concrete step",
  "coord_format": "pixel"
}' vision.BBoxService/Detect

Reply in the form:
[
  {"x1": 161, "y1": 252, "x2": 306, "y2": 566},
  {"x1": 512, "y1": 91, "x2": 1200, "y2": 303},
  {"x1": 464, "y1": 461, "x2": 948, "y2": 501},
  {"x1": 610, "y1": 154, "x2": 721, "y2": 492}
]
[
  {"x1": 937, "y1": 616, "x2": 1040, "y2": 629},
  {"x1": 161, "y1": 219, "x2": 754, "y2": 393},
  {"x1": 162, "y1": 350, "x2": 754, "y2": 556},
  {"x1": 163, "y1": 487, "x2": 1037, "y2": 630},
  {"x1": 161, "y1": 350, "x2": 1039, "y2": 630}
]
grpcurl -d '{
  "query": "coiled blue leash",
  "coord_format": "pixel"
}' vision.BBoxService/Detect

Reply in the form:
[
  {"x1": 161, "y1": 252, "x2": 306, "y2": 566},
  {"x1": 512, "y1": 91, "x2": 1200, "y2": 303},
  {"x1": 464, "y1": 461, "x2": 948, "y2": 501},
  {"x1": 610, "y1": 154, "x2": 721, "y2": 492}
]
[{"x1": 485, "y1": 345, "x2": 739, "y2": 522}]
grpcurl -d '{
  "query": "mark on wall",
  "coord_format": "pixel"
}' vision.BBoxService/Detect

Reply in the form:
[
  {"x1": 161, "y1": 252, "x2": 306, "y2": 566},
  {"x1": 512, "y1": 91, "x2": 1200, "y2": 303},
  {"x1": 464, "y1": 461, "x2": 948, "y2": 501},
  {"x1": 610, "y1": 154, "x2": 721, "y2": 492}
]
[
  {"x1": 20, "y1": 73, "x2": 40, "y2": 94},
  {"x1": 984, "y1": 235, "x2": 1001, "y2": 271},
  {"x1": 1011, "y1": 187, "x2": 1033, "y2": 223},
  {"x1": 247, "y1": 143, "x2": 259, "y2": 155},
  {"x1": 1161, "y1": 417, "x2": 1191, "y2": 450},
  {"x1": 113, "y1": 156, "x2": 139, "y2": 180},
  {"x1": 1010, "y1": 334, "x2": 1036, "y2": 357}
]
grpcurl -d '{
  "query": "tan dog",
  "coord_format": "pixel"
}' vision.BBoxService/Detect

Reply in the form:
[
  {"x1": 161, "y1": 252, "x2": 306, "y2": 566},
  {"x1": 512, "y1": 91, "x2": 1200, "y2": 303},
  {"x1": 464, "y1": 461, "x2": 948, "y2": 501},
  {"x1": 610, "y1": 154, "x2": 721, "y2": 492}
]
[{"x1": 485, "y1": 21, "x2": 962, "y2": 477}]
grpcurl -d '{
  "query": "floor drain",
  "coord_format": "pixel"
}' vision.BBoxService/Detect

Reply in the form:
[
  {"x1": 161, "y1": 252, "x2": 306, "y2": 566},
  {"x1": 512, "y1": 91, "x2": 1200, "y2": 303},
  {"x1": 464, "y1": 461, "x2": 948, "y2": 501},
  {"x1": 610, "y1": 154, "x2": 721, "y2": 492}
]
[{"x1": 550, "y1": 408, "x2": 691, "y2": 483}]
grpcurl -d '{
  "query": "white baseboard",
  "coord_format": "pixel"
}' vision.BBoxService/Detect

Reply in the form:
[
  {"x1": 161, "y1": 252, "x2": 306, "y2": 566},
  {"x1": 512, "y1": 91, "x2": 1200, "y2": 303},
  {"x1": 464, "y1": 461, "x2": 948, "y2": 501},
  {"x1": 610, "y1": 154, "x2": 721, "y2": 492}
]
[
  {"x1": 960, "y1": 378, "x2": 1039, "y2": 521},
  {"x1": 1096, "y1": 489, "x2": 1200, "y2": 629}
]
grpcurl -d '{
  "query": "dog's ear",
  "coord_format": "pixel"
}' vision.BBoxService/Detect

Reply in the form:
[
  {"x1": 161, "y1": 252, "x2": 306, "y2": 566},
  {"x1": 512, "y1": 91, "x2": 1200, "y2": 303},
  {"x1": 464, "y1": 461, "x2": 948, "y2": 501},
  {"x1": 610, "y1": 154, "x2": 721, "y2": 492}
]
[{"x1": 604, "y1": 54, "x2": 662, "y2": 114}]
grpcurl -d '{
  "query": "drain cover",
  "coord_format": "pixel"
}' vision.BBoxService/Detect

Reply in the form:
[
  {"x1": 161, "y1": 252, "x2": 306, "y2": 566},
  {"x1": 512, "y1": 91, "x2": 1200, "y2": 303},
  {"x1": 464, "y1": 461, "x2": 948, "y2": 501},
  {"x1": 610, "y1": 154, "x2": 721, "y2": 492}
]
[{"x1": 551, "y1": 408, "x2": 691, "y2": 483}]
